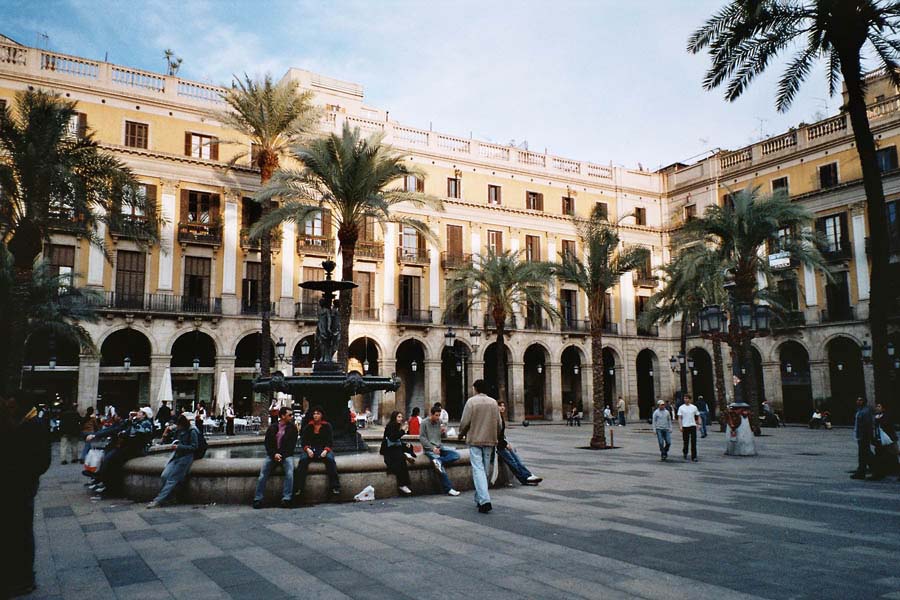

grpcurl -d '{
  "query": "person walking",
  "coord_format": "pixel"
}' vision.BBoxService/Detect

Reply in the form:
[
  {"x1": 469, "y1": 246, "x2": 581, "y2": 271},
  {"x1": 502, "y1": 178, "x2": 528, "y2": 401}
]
[
  {"x1": 851, "y1": 397, "x2": 874, "y2": 480},
  {"x1": 381, "y1": 410, "x2": 416, "y2": 496},
  {"x1": 696, "y1": 396, "x2": 710, "y2": 438},
  {"x1": 58, "y1": 402, "x2": 81, "y2": 465},
  {"x1": 870, "y1": 403, "x2": 898, "y2": 481},
  {"x1": 603, "y1": 405, "x2": 614, "y2": 426},
  {"x1": 79, "y1": 406, "x2": 100, "y2": 464},
  {"x1": 225, "y1": 403, "x2": 235, "y2": 436},
  {"x1": 497, "y1": 400, "x2": 542, "y2": 485},
  {"x1": 677, "y1": 394, "x2": 701, "y2": 462},
  {"x1": 1, "y1": 393, "x2": 51, "y2": 597},
  {"x1": 155, "y1": 401, "x2": 172, "y2": 432},
  {"x1": 617, "y1": 396, "x2": 627, "y2": 426},
  {"x1": 253, "y1": 407, "x2": 299, "y2": 508},
  {"x1": 146, "y1": 415, "x2": 198, "y2": 508},
  {"x1": 652, "y1": 400, "x2": 672, "y2": 460},
  {"x1": 459, "y1": 379, "x2": 503, "y2": 514},
  {"x1": 419, "y1": 406, "x2": 461, "y2": 496},
  {"x1": 294, "y1": 406, "x2": 342, "y2": 499}
]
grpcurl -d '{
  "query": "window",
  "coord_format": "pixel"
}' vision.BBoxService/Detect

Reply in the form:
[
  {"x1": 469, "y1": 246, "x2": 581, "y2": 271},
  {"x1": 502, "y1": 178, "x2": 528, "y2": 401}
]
[
  {"x1": 561, "y1": 289, "x2": 577, "y2": 323},
  {"x1": 48, "y1": 245, "x2": 75, "y2": 294},
  {"x1": 776, "y1": 278, "x2": 799, "y2": 312},
  {"x1": 561, "y1": 239, "x2": 576, "y2": 261},
  {"x1": 684, "y1": 204, "x2": 697, "y2": 221},
  {"x1": 250, "y1": 143, "x2": 261, "y2": 166},
  {"x1": 819, "y1": 162, "x2": 838, "y2": 189},
  {"x1": 184, "y1": 132, "x2": 219, "y2": 160},
  {"x1": 399, "y1": 225, "x2": 424, "y2": 260},
  {"x1": 183, "y1": 256, "x2": 211, "y2": 301},
  {"x1": 181, "y1": 190, "x2": 219, "y2": 224},
  {"x1": 525, "y1": 297, "x2": 543, "y2": 329},
  {"x1": 124, "y1": 120, "x2": 147, "y2": 149},
  {"x1": 602, "y1": 292, "x2": 613, "y2": 327},
  {"x1": 242, "y1": 198, "x2": 262, "y2": 229},
  {"x1": 241, "y1": 262, "x2": 261, "y2": 314},
  {"x1": 635, "y1": 296, "x2": 650, "y2": 320},
  {"x1": 636, "y1": 253, "x2": 653, "y2": 281},
  {"x1": 67, "y1": 112, "x2": 87, "y2": 140},
  {"x1": 594, "y1": 202, "x2": 608, "y2": 220},
  {"x1": 445, "y1": 279, "x2": 468, "y2": 325},
  {"x1": 770, "y1": 226, "x2": 792, "y2": 253},
  {"x1": 825, "y1": 271, "x2": 852, "y2": 320},
  {"x1": 404, "y1": 175, "x2": 424, "y2": 193},
  {"x1": 487, "y1": 230, "x2": 503, "y2": 253},
  {"x1": 526, "y1": 191, "x2": 544, "y2": 211},
  {"x1": 561, "y1": 195, "x2": 575, "y2": 216},
  {"x1": 634, "y1": 207, "x2": 646, "y2": 226},
  {"x1": 0, "y1": 98, "x2": 6, "y2": 112},
  {"x1": 888, "y1": 199, "x2": 900, "y2": 252},
  {"x1": 399, "y1": 275, "x2": 421, "y2": 315},
  {"x1": 723, "y1": 192, "x2": 735, "y2": 209},
  {"x1": 488, "y1": 185, "x2": 501, "y2": 206},
  {"x1": 877, "y1": 147, "x2": 898, "y2": 173},
  {"x1": 447, "y1": 177, "x2": 461, "y2": 199},
  {"x1": 115, "y1": 250, "x2": 145, "y2": 308},
  {"x1": 361, "y1": 216, "x2": 377, "y2": 242},
  {"x1": 771, "y1": 176, "x2": 789, "y2": 195},
  {"x1": 122, "y1": 184, "x2": 154, "y2": 218},
  {"x1": 352, "y1": 271, "x2": 375, "y2": 317},
  {"x1": 817, "y1": 213, "x2": 847, "y2": 255},
  {"x1": 302, "y1": 267, "x2": 325, "y2": 306},
  {"x1": 446, "y1": 224, "x2": 463, "y2": 257},
  {"x1": 525, "y1": 235, "x2": 541, "y2": 262}
]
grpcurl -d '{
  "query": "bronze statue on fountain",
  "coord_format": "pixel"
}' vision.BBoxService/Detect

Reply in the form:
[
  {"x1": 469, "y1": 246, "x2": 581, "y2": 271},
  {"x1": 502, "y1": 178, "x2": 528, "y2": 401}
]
[{"x1": 253, "y1": 260, "x2": 399, "y2": 452}]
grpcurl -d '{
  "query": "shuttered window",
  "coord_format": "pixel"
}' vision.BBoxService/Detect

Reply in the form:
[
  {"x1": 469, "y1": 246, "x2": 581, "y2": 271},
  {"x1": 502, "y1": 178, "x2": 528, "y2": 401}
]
[
  {"x1": 68, "y1": 112, "x2": 87, "y2": 140},
  {"x1": 488, "y1": 185, "x2": 501, "y2": 206},
  {"x1": 562, "y1": 195, "x2": 575, "y2": 215},
  {"x1": 353, "y1": 271, "x2": 375, "y2": 311},
  {"x1": 404, "y1": 175, "x2": 424, "y2": 192},
  {"x1": 49, "y1": 244, "x2": 75, "y2": 292},
  {"x1": 242, "y1": 262, "x2": 261, "y2": 312},
  {"x1": 595, "y1": 202, "x2": 608, "y2": 219},
  {"x1": 183, "y1": 256, "x2": 211, "y2": 300},
  {"x1": 446, "y1": 225, "x2": 463, "y2": 256},
  {"x1": 447, "y1": 178, "x2": 461, "y2": 199},
  {"x1": 181, "y1": 190, "x2": 220, "y2": 223},
  {"x1": 124, "y1": 121, "x2": 148, "y2": 148},
  {"x1": 526, "y1": 191, "x2": 544, "y2": 211},
  {"x1": 302, "y1": 267, "x2": 325, "y2": 306},
  {"x1": 561, "y1": 239, "x2": 576, "y2": 261},
  {"x1": 635, "y1": 207, "x2": 647, "y2": 226},
  {"x1": 184, "y1": 132, "x2": 219, "y2": 160},
  {"x1": 487, "y1": 230, "x2": 503, "y2": 253},
  {"x1": 399, "y1": 275, "x2": 421, "y2": 314},
  {"x1": 115, "y1": 250, "x2": 146, "y2": 304},
  {"x1": 525, "y1": 235, "x2": 541, "y2": 262}
]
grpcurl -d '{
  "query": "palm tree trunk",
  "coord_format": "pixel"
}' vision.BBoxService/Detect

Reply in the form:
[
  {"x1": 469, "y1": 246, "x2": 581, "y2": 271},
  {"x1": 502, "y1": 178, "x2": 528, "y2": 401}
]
[
  {"x1": 589, "y1": 324, "x2": 607, "y2": 448},
  {"x1": 495, "y1": 323, "x2": 508, "y2": 413},
  {"x1": 258, "y1": 156, "x2": 278, "y2": 378},
  {"x1": 839, "y1": 49, "x2": 892, "y2": 410},
  {"x1": 712, "y1": 338, "x2": 727, "y2": 432},
  {"x1": 3, "y1": 266, "x2": 32, "y2": 395},
  {"x1": 679, "y1": 318, "x2": 688, "y2": 395},
  {"x1": 337, "y1": 235, "x2": 357, "y2": 368},
  {"x1": 740, "y1": 337, "x2": 761, "y2": 434}
]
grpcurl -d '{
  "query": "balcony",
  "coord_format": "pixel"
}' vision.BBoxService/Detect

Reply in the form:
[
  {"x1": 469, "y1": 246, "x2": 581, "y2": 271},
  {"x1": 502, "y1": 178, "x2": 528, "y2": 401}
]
[
  {"x1": 773, "y1": 310, "x2": 806, "y2": 330},
  {"x1": 821, "y1": 243, "x2": 851, "y2": 263},
  {"x1": 397, "y1": 247, "x2": 430, "y2": 266},
  {"x1": 524, "y1": 317, "x2": 550, "y2": 331},
  {"x1": 294, "y1": 301, "x2": 319, "y2": 321},
  {"x1": 637, "y1": 324, "x2": 660, "y2": 337},
  {"x1": 297, "y1": 235, "x2": 335, "y2": 257},
  {"x1": 820, "y1": 306, "x2": 856, "y2": 323},
  {"x1": 444, "y1": 310, "x2": 470, "y2": 327},
  {"x1": 240, "y1": 301, "x2": 276, "y2": 316},
  {"x1": 686, "y1": 321, "x2": 701, "y2": 337},
  {"x1": 355, "y1": 240, "x2": 384, "y2": 261},
  {"x1": 89, "y1": 292, "x2": 222, "y2": 315},
  {"x1": 240, "y1": 227, "x2": 259, "y2": 250},
  {"x1": 601, "y1": 322, "x2": 619, "y2": 335},
  {"x1": 351, "y1": 306, "x2": 380, "y2": 321},
  {"x1": 47, "y1": 206, "x2": 87, "y2": 234},
  {"x1": 441, "y1": 252, "x2": 473, "y2": 270},
  {"x1": 561, "y1": 319, "x2": 590, "y2": 335},
  {"x1": 109, "y1": 214, "x2": 151, "y2": 239},
  {"x1": 397, "y1": 308, "x2": 433, "y2": 325},
  {"x1": 634, "y1": 274, "x2": 658, "y2": 288},
  {"x1": 178, "y1": 222, "x2": 222, "y2": 246}
]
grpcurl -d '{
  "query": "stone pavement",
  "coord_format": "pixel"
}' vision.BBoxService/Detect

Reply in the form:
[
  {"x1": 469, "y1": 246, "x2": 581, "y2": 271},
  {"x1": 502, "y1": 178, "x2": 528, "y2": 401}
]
[{"x1": 28, "y1": 424, "x2": 900, "y2": 600}]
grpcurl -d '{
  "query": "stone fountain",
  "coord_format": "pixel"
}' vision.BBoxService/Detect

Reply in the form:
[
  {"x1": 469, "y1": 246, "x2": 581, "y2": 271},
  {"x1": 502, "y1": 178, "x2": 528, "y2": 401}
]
[{"x1": 252, "y1": 260, "x2": 399, "y2": 452}]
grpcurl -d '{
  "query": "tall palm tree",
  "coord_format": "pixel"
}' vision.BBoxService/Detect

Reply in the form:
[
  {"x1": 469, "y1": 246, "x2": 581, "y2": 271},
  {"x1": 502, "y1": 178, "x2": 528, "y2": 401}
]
[
  {"x1": 253, "y1": 124, "x2": 442, "y2": 365},
  {"x1": 216, "y1": 75, "x2": 318, "y2": 377},
  {"x1": 688, "y1": 0, "x2": 900, "y2": 408},
  {"x1": 549, "y1": 205, "x2": 649, "y2": 448},
  {"x1": 680, "y1": 187, "x2": 825, "y2": 431},
  {"x1": 446, "y1": 249, "x2": 558, "y2": 415},
  {"x1": 0, "y1": 90, "x2": 157, "y2": 394}
]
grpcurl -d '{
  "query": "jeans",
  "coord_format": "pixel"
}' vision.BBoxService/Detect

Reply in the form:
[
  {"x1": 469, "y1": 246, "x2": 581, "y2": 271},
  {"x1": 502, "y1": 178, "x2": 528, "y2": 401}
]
[
  {"x1": 682, "y1": 426, "x2": 698, "y2": 459},
  {"x1": 153, "y1": 453, "x2": 194, "y2": 504},
  {"x1": 618, "y1": 411, "x2": 626, "y2": 426},
  {"x1": 856, "y1": 439, "x2": 873, "y2": 475},
  {"x1": 498, "y1": 447, "x2": 532, "y2": 483},
  {"x1": 655, "y1": 429, "x2": 671, "y2": 457},
  {"x1": 254, "y1": 455, "x2": 296, "y2": 502},
  {"x1": 424, "y1": 448, "x2": 460, "y2": 493},
  {"x1": 295, "y1": 449, "x2": 340, "y2": 493},
  {"x1": 60, "y1": 435, "x2": 80, "y2": 462},
  {"x1": 699, "y1": 411, "x2": 709, "y2": 437},
  {"x1": 80, "y1": 435, "x2": 93, "y2": 463},
  {"x1": 469, "y1": 446, "x2": 494, "y2": 506}
]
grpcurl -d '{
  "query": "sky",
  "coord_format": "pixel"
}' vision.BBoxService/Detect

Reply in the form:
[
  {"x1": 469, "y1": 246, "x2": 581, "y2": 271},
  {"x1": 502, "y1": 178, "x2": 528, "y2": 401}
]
[{"x1": 3, "y1": 0, "x2": 851, "y2": 170}]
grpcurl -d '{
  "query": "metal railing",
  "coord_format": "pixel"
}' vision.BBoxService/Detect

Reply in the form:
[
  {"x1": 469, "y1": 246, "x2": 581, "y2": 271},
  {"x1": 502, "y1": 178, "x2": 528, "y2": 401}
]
[
  {"x1": 297, "y1": 236, "x2": 334, "y2": 256},
  {"x1": 637, "y1": 324, "x2": 660, "y2": 337},
  {"x1": 601, "y1": 322, "x2": 619, "y2": 335},
  {"x1": 177, "y1": 222, "x2": 222, "y2": 246},
  {"x1": 561, "y1": 319, "x2": 590, "y2": 333},
  {"x1": 634, "y1": 275, "x2": 658, "y2": 288},
  {"x1": 444, "y1": 310, "x2": 470, "y2": 327},
  {"x1": 89, "y1": 292, "x2": 222, "y2": 315},
  {"x1": 109, "y1": 214, "x2": 151, "y2": 238},
  {"x1": 524, "y1": 317, "x2": 550, "y2": 331},
  {"x1": 355, "y1": 240, "x2": 384, "y2": 260},
  {"x1": 820, "y1": 306, "x2": 856, "y2": 323},
  {"x1": 240, "y1": 301, "x2": 276, "y2": 316},
  {"x1": 294, "y1": 301, "x2": 319, "y2": 320},
  {"x1": 397, "y1": 247, "x2": 430, "y2": 265},
  {"x1": 773, "y1": 310, "x2": 806, "y2": 329},
  {"x1": 822, "y1": 243, "x2": 851, "y2": 262},
  {"x1": 351, "y1": 307, "x2": 380, "y2": 321},
  {"x1": 47, "y1": 207, "x2": 87, "y2": 233},
  {"x1": 441, "y1": 252, "x2": 473, "y2": 269},
  {"x1": 397, "y1": 308, "x2": 433, "y2": 325}
]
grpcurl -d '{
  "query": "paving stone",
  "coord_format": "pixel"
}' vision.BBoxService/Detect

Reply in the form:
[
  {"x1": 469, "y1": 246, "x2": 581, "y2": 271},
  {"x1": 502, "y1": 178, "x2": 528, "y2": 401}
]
[
  {"x1": 99, "y1": 555, "x2": 158, "y2": 588},
  {"x1": 43, "y1": 506, "x2": 75, "y2": 518},
  {"x1": 82, "y1": 521, "x2": 116, "y2": 532}
]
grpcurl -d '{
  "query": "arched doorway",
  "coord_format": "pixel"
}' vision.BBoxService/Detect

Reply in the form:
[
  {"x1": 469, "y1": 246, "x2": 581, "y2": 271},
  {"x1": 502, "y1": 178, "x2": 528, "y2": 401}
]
[
  {"x1": 482, "y1": 341, "x2": 511, "y2": 405},
  {"x1": 602, "y1": 347, "x2": 618, "y2": 409},
  {"x1": 396, "y1": 339, "x2": 426, "y2": 417},
  {"x1": 523, "y1": 344, "x2": 549, "y2": 419},
  {"x1": 170, "y1": 330, "x2": 217, "y2": 413},
  {"x1": 636, "y1": 349, "x2": 658, "y2": 421},
  {"x1": 292, "y1": 335, "x2": 316, "y2": 371},
  {"x1": 827, "y1": 337, "x2": 865, "y2": 425},
  {"x1": 233, "y1": 333, "x2": 275, "y2": 417},
  {"x1": 349, "y1": 337, "x2": 380, "y2": 417},
  {"x1": 779, "y1": 341, "x2": 812, "y2": 423},
  {"x1": 561, "y1": 346, "x2": 584, "y2": 414},
  {"x1": 441, "y1": 341, "x2": 471, "y2": 420},
  {"x1": 23, "y1": 332, "x2": 80, "y2": 408},
  {"x1": 99, "y1": 329, "x2": 151, "y2": 414},
  {"x1": 688, "y1": 347, "x2": 715, "y2": 420}
]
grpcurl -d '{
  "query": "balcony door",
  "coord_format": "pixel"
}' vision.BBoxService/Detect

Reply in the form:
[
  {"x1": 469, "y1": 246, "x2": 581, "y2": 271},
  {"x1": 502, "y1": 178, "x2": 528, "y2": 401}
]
[
  {"x1": 399, "y1": 275, "x2": 421, "y2": 318},
  {"x1": 825, "y1": 271, "x2": 851, "y2": 320},
  {"x1": 241, "y1": 262, "x2": 261, "y2": 314},
  {"x1": 115, "y1": 250, "x2": 146, "y2": 308},
  {"x1": 352, "y1": 271, "x2": 375, "y2": 319},
  {"x1": 183, "y1": 256, "x2": 211, "y2": 312},
  {"x1": 561, "y1": 289, "x2": 577, "y2": 324}
]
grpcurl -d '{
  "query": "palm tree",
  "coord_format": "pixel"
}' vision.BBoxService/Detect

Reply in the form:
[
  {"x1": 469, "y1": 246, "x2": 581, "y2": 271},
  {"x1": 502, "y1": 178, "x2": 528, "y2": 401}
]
[
  {"x1": 216, "y1": 75, "x2": 318, "y2": 377},
  {"x1": 253, "y1": 123, "x2": 442, "y2": 365},
  {"x1": 679, "y1": 187, "x2": 825, "y2": 431},
  {"x1": 446, "y1": 249, "x2": 558, "y2": 414},
  {"x1": 0, "y1": 90, "x2": 158, "y2": 394},
  {"x1": 688, "y1": 0, "x2": 900, "y2": 409},
  {"x1": 549, "y1": 205, "x2": 649, "y2": 448}
]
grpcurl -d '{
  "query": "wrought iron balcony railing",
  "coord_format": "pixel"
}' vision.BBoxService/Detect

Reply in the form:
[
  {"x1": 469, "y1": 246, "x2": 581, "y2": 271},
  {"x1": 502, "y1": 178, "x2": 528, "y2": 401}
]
[
  {"x1": 441, "y1": 252, "x2": 473, "y2": 269},
  {"x1": 397, "y1": 308, "x2": 433, "y2": 325},
  {"x1": 178, "y1": 222, "x2": 222, "y2": 246},
  {"x1": 297, "y1": 235, "x2": 334, "y2": 256},
  {"x1": 355, "y1": 240, "x2": 384, "y2": 260},
  {"x1": 397, "y1": 247, "x2": 430, "y2": 265}
]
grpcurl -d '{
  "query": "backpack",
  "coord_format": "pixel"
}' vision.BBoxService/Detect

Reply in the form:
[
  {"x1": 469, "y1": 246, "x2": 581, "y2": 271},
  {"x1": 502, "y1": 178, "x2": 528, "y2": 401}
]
[{"x1": 194, "y1": 427, "x2": 208, "y2": 459}]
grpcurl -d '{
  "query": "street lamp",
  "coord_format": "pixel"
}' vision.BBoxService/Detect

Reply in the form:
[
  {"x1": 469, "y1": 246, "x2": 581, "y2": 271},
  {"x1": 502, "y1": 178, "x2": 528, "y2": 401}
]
[
  {"x1": 608, "y1": 367, "x2": 614, "y2": 376},
  {"x1": 888, "y1": 342, "x2": 896, "y2": 358},
  {"x1": 861, "y1": 340, "x2": 872, "y2": 363},
  {"x1": 124, "y1": 355, "x2": 131, "y2": 371},
  {"x1": 444, "y1": 327, "x2": 456, "y2": 349},
  {"x1": 192, "y1": 357, "x2": 200, "y2": 371},
  {"x1": 669, "y1": 356, "x2": 678, "y2": 372},
  {"x1": 687, "y1": 357, "x2": 695, "y2": 370},
  {"x1": 48, "y1": 355, "x2": 57, "y2": 370},
  {"x1": 469, "y1": 326, "x2": 481, "y2": 352},
  {"x1": 300, "y1": 339, "x2": 310, "y2": 357},
  {"x1": 276, "y1": 337, "x2": 286, "y2": 362},
  {"x1": 254, "y1": 358, "x2": 261, "y2": 374},
  {"x1": 573, "y1": 364, "x2": 580, "y2": 375},
  {"x1": 363, "y1": 359, "x2": 370, "y2": 373},
  {"x1": 411, "y1": 360, "x2": 418, "y2": 372},
  {"x1": 537, "y1": 363, "x2": 543, "y2": 375},
  {"x1": 785, "y1": 362, "x2": 792, "y2": 374}
]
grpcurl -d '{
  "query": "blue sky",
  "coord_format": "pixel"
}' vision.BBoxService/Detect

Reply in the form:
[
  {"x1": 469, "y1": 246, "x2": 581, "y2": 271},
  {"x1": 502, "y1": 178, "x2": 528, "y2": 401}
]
[{"x1": 4, "y1": 0, "x2": 846, "y2": 169}]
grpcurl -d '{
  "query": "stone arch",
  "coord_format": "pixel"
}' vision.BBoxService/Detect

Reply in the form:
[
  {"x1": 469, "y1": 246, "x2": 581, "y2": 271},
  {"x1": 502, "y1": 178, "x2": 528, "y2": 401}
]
[
  {"x1": 826, "y1": 336, "x2": 865, "y2": 425},
  {"x1": 778, "y1": 340, "x2": 813, "y2": 423},
  {"x1": 635, "y1": 348, "x2": 659, "y2": 421},
  {"x1": 687, "y1": 346, "x2": 716, "y2": 420},
  {"x1": 99, "y1": 328, "x2": 152, "y2": 367},
  {"x1": 395, "y1": 338, "x2": 427, "y2": 417},
  {"x1": 391, "y1": 334, "x2": 431, "y2": 362},
  {"x1": 163, "y1": 326, "x2": 223, "y2": 357},
  {"x1": 523, "y1": 343, "x2": 550, "y2": 418},
  {"x1": 234, "y1": 333, "x2": 276, "y2": 369},
  {"x1": 95, "y1": 323, "x2": 159, "y2": 356},
  {"x1": 560, "y1": 345, "x2": 585, "y2": 414}
]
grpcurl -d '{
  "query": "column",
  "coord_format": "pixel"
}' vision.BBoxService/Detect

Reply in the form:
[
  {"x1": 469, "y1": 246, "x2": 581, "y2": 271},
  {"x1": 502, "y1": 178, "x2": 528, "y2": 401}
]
[
  {"x1": 215, "y1": 355, "x2": 236, "y2": 415},
  {"x1": 546, "y1": 361, "x2": 562, "y2": 421},
  {"x1": 802, "y1": 226, "x2": 817, "y2": 321},
  {"x1": 87, "y1": 207, "x2": 106, "y2": 287},
  {"x1": 148, "y1": 354, "x2": 171, "y2": 412},
  {"x1": 851, "y1": 210, "x2": 870, "y2": 309},
  {"x1": 380, "y1": 358, "x2": 398, "y2": 417},
  {"x1": 470, "y1": 229, "x2": 482, "y2": 323},
  {"x1": 383, "y1": 223, "x2": 397, "y2": 322},
  {"x1": 509, "y1": 360, "x2": 525, "y2": 420},
  {"x1": 429, "y1": 239, "x2": 441, "y2": 323},
  {"x1": 279, "y1": 220, "x2": 297, "y2": 318},
  {"x1": 809, "y1": 359, "x2": 830, "y2": 404},
  {"x1": 158, "y1": 180, "x2": 178, "y2": 291},
  {"x1": 76, "y1": 355, "x2": 100, "y2": 412},
  {"x1": 863, "y1": 362, "x2": 876, "y2": 403},
  {"x1": 423, "y1": 359, "x2": 442, "y2": 411},
  {"x1": 762, "y1": 362, "x2": 781, "y2": 412},
  {"x1": 221, "y1": 197, "x2": 239, "y2": 315},
  {"x1": 620, "y1": 273, "x2": 636, "y2": 335}
]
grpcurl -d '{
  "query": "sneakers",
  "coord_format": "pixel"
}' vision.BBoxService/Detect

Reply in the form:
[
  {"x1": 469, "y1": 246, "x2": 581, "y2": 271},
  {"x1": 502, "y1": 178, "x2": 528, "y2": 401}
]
[
  {"x1": 432, "y1": 459, "x2": 445, "y2": 473},
  {"x1": 525, "y1": 475, "x2": 543, "y2": 485},
  {"x1": 145, "y1": 501, "x2": 160, "y2": 509},
  {"x1": 252, "y1": 500, "x2": 263, "y2": 509},
  {"x1": 478, "y1": 502, "x2": 493, "y2": 513},
  {"x1": 691, "y1": 458, "x2": 699, "y2": 463},
  {"x1": 61, "y1": 460, "x2": 68, "y2": 465},
  {"x1": 404, "y1": 453, "x2": 416, "y2": 464},
  {"x1": 93, "y1": 483, "x2": 107, "y2": 494},
  {"x1": 280, "y1": 499, "x2": 293, "y2": 508},
  {"x1": 331, "y1": 487, "x2": 341, "y2": 495},
  {"x1": 399, "y1": 485, "x2": 412, "y2": 496},
  {"x1": 447, "y1": 489, "x2": 460, "y2": 496}
]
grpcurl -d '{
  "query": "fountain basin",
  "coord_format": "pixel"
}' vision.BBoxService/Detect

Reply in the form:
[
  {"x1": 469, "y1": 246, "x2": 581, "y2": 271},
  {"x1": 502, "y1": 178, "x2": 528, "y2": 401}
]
[{"x1": 123, "y1": 445, "x2": 473, "y2": 505}]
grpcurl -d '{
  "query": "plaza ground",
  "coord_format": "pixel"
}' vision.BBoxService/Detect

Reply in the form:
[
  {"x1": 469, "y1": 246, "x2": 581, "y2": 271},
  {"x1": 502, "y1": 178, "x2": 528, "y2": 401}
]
[{"x1": 28, "y1": 424, "x2": 900, "y2": 600}]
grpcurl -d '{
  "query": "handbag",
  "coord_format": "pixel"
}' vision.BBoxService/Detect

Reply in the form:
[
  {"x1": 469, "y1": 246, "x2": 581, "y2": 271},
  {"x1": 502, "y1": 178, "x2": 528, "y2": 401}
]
[
  {"x1": 84, "y1": 448, "x2": 104, "y2": 473},
  {"x1": 878, "y1": 426, "x2": 893, "y2": 446}
]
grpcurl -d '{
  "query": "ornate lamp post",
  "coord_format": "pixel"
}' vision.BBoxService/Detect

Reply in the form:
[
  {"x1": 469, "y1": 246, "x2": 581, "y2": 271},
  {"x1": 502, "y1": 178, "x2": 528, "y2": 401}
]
[{"x1": 275, "y1": 337, "x2": 287, "y2": 363}]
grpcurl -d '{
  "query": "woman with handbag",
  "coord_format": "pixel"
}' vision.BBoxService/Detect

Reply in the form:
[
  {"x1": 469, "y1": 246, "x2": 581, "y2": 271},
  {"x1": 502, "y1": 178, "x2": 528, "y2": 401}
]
[
  {"x1": 381, "y1": 411, "x2": 416, "y2": 496},
  {"x1": 871, "y1": 403, "x2": 899, "y2": 481}
]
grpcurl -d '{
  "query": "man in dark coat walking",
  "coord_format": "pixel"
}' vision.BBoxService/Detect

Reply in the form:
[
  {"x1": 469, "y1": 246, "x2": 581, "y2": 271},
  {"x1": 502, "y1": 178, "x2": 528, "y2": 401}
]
[{"x1": 851, "y1": 397, "x2": 874, "y2": 480}]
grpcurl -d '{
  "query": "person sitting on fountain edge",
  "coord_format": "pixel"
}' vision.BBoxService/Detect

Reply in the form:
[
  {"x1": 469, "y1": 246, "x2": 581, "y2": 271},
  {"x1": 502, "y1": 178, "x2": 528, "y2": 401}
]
[
  {"x1": 294, "y1": 406, "x2": 341, "y2": 498},
  {"x1": 419, "y1": 405, "x2": 461, "y2": 496},
  {"x1": 253, "y1": 407, "x2": 299, "y2": 509}
]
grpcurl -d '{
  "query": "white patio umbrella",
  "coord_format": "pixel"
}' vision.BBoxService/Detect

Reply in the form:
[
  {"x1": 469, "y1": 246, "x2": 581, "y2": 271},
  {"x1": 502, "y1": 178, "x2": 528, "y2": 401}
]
[
  {"x1": 156, "y1": 367, "x2": 173, "y2": 409},
  {"x1": 216, "y1": 370, "x2": 231, "y2": 416}
]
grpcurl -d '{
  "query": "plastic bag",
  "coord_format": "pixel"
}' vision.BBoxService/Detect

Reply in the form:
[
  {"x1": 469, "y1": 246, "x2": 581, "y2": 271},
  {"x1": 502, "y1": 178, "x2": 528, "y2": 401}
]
[
  {"x1": 446, "y1": 427, "x2": 457, "y2": 438},
  {"x1": 354, "y1": 485, "x2": 375, "y2": 502},
  {"x1": 84, "y1": 448, "x2": 104, "y2": 473}
]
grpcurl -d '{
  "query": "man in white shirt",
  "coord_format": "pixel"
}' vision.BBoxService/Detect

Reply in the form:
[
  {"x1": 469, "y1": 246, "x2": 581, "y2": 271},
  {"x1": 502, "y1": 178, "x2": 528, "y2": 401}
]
[{"x1": 677, "y1": 394, "x2": 701, "y2": 462}]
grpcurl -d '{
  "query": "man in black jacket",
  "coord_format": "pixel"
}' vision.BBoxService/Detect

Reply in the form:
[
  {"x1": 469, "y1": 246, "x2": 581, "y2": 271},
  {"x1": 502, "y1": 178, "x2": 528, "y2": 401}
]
[
  {"x1": 851, "y1": 397, "x2": 874, "y2": 480},
  {"x1": 295, "y1": 406, "x2": 341, "y2": 498},
  {"x1": 253, "y1": 407, "x2": 298, "y2": 509}
]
